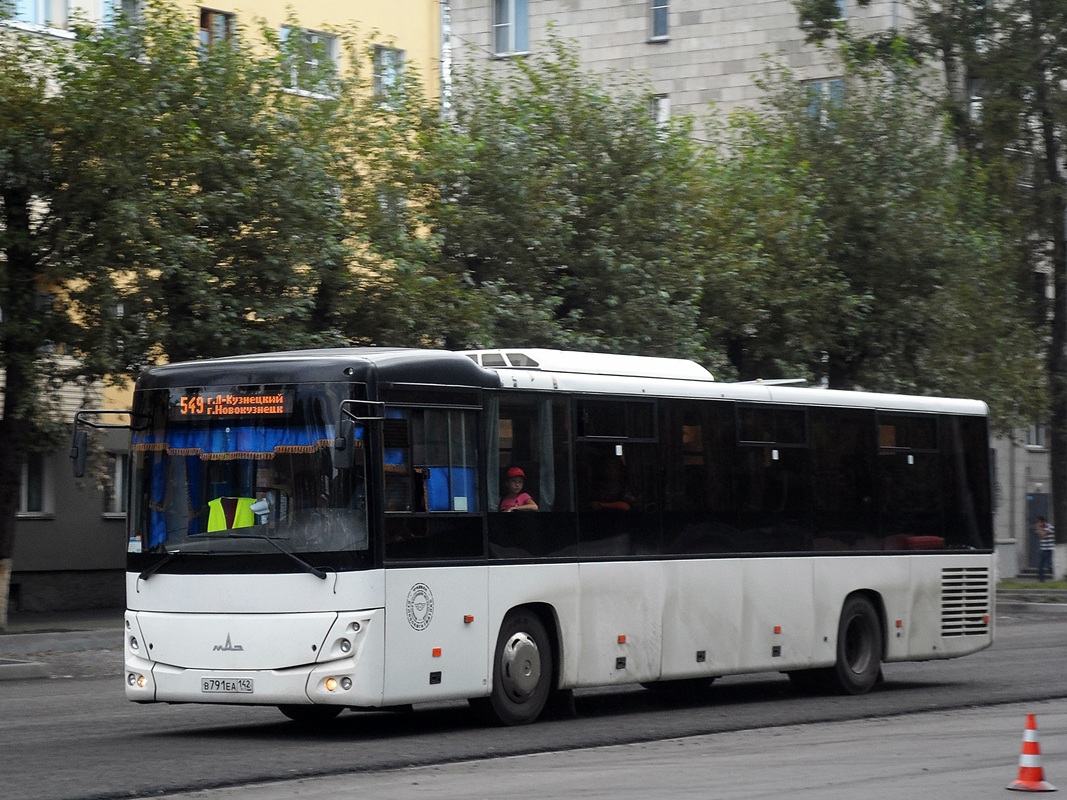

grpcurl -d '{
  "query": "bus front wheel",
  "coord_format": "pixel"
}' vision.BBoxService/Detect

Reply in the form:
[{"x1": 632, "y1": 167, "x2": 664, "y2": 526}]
[
  {"x1": 474, "y1": 610, "x2": 553, "y2": 726},
  {"x1": 830, "y1": 594, "x2": 883, "y2": 695}
]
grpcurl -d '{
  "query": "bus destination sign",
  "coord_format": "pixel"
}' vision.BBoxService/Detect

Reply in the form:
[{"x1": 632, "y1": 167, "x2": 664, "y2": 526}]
[{"x1": 171, "y1": 389, "x2": 294, "y2": 419}]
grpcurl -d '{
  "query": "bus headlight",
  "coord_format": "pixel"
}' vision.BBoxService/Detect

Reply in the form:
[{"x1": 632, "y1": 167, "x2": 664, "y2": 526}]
[
  {"x1": 325, "y1": 677, "x2": 338, "y2": 692},
  {"x1": 127, "y1": 672, "x2": 147, "y2": 688},
  {"x1": 129, "y1": 636, "x2": 140, "y2": 651},
  {"x1": 338, "y1": 638, "x2": 352, "y2": 654}
]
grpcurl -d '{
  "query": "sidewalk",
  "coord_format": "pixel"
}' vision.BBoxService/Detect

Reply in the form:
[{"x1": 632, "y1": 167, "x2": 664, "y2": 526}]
[
  {"x1": 0, "y1": 608, "x2": 123, "y2": 680},
  {"x1": 1, "y1": 587, "x2": 1065, "y2": 682}
]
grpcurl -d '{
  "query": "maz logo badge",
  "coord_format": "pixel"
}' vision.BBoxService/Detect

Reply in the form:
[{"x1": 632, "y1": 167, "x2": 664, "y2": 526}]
[
  {"x1": 213, "y1": 633, "x2": 244, "y2": 652},
  {"x1": 406, "y1": 583, "x2": 434, "y2": 631}
]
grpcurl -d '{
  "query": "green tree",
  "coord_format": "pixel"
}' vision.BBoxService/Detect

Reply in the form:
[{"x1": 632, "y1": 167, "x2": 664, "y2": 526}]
[
  {"x1": 696, "y1": 110, "x2": 850, "y2": 381},
  {"x1": 56, "y1": 4, "x2": 351, "y2": 362},
  {"x1": 426, "y1": 36, "x2": 707, "y2": 357},
  {"x1": 0, "y1": 3, "x2": 355, "y2": 627},
  {"x1": 795, "y1": 0, "x2": 1065, "y2": 538},
  {"x1": 322, "y1": 31, "x2": 487, "y2": 347},
  {"x1": 0, "y1": 28, "x2": 77, "y2": 629},
  {"x1": 726, "y1": 55, "x2": 1043, "y2": 429}
]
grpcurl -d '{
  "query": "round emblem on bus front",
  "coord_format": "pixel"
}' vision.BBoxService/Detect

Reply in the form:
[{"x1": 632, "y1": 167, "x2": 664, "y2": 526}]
[{"x1": 406, "y1": 583, "x2": 434, "y2": 631}]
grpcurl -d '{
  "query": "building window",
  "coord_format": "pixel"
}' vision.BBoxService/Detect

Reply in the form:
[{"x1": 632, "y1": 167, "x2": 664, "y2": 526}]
[
  {"x1": 1027, "y1": 423, "x2": 1048, "y2": 449},
  {"x1": 12, "y1": 0, "x2": 69, "y2": 29},
  {"x1": 281, "y1": 26, "x2": 338, "y2": 96},
  {"x1": 373, "y1": 45, "x2": 405, "y2": 97},
  {"x1": 835, "y1": 0, "x2": 846, "y2": 19},
  {"x1": 103, "y1": 453, "x2": 129, "y2": 516},
  {"x1": 493, "y1": 0, "x2": 528, "y2": 56},
  {"x1": 103, "y1": 0, "x2": 142, "y2": 27},
  {"x1": 650, "y1": 0, "x2": 668, "y2": 40},
  {"x1": 18, "y1": 452, "x2": 53, "y2": 517},
  {"x1": 200, "y1": 8, "x2": 235, "y2": 46},
  {"x1": 652, "y1": 94, "x2": 670, "y2": 128},
  {"x1": 806, "y1": 78, "x2": 845, "y2": 123}
]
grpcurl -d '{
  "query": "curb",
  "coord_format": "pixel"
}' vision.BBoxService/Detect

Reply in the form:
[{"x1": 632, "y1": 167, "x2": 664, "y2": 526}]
[
  {"x1": 997, "y1": 600, "x2": 1067, "y2": 616},
  {"x1": 0, "y1": 657, "x2": 50, "y2": 681},
  {"x1": 0, "y1": 628, "x2": 121, "y2": 656},
  {"x1": 0, "y1": 628, "x2": 121, "y2": 682}
]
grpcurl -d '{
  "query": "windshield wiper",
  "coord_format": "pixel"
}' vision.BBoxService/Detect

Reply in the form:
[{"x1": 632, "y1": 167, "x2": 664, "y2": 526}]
[
  {"x1": 138, "y1": 549, "x2": 200, "y2": 581},
  {"x1": 227, "y1": 533, "x2": 328, "y2": 580}
]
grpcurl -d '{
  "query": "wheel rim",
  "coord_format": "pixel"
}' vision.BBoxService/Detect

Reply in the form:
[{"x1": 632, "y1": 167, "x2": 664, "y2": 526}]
[
  {"x1": 843, "y1": 614, "x2": 874, "y2": 675},
  {"x1": 500, "y1": 631, "x2": 541, "y2": 702}
]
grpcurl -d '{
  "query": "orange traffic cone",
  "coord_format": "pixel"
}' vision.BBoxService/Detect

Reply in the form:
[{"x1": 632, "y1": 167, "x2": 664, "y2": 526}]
[{"x1": 1008, "y1": 714, "x2": 1057, "y2": 792}]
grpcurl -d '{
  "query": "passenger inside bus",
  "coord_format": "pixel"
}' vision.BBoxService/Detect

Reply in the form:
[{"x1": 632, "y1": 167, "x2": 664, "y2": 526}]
[
  {"x1": 499, "y1": 466, "x2": 538, "y2": 512},
  {"x1": 586, "y1": 457, "x2": 636, "y2": 512}
]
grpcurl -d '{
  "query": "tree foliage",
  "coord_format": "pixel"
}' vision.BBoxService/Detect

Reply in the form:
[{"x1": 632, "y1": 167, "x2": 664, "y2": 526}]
[
  {"x1": 426, "y1": 36, "x2": 707, "y2": 357},
  {"x1": 696, "y1": 111, "x2": 848, "y2": 381},
  {"x1": 694, "y1": 53, "x2": 1044, "y2": 429},
  {"x1": 0, "y1": 2, "x2": 356, "y2": 626}
]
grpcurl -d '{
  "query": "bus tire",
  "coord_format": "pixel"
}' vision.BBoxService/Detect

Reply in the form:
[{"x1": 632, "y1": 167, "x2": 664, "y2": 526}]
[
  {"x1": 278, "y1": 704, "x2": 343, "y2": 724},
  {"x1": 830, "y1": 594, "x2": 883, "y2": 695},
  {"x1": 477, "y1": 610, "x2": 553, "y2": 726}
]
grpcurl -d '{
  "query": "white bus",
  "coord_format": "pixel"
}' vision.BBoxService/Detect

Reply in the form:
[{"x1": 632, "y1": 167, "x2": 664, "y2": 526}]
[{"x1": 72, "y1": 347, "x2": 994, "y2": 725}]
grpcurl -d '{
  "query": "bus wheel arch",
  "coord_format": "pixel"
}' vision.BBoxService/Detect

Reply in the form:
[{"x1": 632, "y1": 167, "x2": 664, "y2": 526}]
[
  {"x1": 830, "y1": 591, "x2": 885, "y2": 695},
  {"x1": 473, "y1": 604, "x2": 558, "y2": 726}
]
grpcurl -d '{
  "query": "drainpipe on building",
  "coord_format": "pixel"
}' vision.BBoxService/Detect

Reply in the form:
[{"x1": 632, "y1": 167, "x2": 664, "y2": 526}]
[{"x1": 440, "y1": 0, "x2": 452, "y2": 119}]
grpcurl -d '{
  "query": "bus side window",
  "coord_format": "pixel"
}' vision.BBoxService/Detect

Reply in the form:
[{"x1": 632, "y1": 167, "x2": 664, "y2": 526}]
[{"x1": 383, "y1": 414, "x2": 414, "y2": 512}]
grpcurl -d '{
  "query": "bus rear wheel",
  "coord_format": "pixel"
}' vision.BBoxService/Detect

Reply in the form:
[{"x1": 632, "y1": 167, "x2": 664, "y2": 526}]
[
  {"x1": 474, "y1": 610, "x2": 553, "y2": 726},
  {"x1": 830, "y1": 594, "x2": 883, "y2": 695}
]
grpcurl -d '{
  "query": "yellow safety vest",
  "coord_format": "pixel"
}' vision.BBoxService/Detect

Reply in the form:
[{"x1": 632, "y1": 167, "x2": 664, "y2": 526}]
[{"x1": 207, "y1": 497, "x2": 257, "y2": 532}]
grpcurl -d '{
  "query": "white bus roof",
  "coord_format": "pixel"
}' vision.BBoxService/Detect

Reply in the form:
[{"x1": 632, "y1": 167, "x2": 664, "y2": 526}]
[
  {"x1": 461, "y1": 348, "x2": 987, "y2": 416},
  {"x1": 461, "y1": 349, "x2": 714, "y2": 381}
]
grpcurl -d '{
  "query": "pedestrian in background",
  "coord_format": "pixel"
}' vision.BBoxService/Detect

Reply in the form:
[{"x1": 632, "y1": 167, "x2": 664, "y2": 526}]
[{"x1": 1036, "y1": 515, "x2": 1056, "y2": 582}]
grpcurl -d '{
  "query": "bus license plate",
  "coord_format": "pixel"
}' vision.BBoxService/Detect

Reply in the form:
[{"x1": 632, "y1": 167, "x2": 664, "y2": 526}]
[{"x1": 202, "y1": 677, "x2": 253, "y2": 694}]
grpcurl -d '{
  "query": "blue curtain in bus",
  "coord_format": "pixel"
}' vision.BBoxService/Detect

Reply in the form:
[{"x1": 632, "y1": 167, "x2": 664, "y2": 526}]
[
  {"x1": 145, "y1": 453, "x2": 204, "y2": 548},
  {"x1": 132, "y1": 423, "x2": 334, "y2": 457},
  {"x1": 147, "y1": 450, "x2": 168, "y2": 549}
]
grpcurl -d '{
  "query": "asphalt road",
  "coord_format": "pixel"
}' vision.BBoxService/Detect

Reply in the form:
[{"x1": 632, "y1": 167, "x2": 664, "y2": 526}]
[{"x1": 1, "y1": 606, "x2": 1064, "y2": 800}]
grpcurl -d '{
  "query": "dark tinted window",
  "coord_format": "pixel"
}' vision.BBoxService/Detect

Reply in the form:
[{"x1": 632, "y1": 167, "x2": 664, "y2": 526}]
[
  {"x1": 578, "y1": 400, "x2": 655, "y2": 439},
  {"x1": 878, "y1": 413, "x2": 937, "y2": 451},
  {"x1": 810, "y1": 407, "x2": 878, "y2": 549},
  {"x1": 738, "y1": 405, "x2": 807, "y2": 445}
]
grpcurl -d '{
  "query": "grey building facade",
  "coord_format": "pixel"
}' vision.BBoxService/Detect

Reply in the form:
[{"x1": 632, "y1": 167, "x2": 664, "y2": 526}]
[{"x1": 447, "y1": 0, "x2": 910, "y2": 124}]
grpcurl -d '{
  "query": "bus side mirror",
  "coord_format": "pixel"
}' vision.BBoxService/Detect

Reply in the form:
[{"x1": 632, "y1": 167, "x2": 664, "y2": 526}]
[
  {"x1": 70, "y1": 429, "x2": 89, "y2": 478},
  {"x1": 332, "y1": 418, "x2": 355, "y2": 470}
]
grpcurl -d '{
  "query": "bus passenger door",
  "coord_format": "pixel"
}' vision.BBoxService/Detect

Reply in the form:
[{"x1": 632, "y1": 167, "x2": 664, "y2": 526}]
[{"x1": 377, "y1": 399, "x2": 491, "y2": 705}]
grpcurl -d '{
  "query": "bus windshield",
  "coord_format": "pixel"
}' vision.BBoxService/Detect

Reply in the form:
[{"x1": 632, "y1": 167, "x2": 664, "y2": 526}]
[{"x1": 127, "y1": 382, "x2": 368, "y2": 565}]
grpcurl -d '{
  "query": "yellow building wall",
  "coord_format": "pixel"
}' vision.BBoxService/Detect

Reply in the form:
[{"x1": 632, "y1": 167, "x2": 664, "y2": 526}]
[
  {"x1": 192, "y1": 0, "x2": 441, "y2": 98},
  {"x1": 56, "y1": 0, "x2": 441, "y2": 98}
]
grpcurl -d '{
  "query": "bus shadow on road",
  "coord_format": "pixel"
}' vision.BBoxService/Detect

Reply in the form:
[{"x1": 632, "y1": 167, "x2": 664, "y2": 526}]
[{"x1": 154, "y1": 672, "x2": 959, "y2": 745}]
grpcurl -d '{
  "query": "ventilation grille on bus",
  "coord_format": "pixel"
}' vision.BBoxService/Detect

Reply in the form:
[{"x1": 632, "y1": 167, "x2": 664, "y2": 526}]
[{"x1": 941, "y1": 566, "x2": 991, "y2": 637}]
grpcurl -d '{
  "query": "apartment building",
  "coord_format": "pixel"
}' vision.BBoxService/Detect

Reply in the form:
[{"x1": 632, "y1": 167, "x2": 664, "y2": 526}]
[{"x1": 447, "y1": 0, "x2": 910, "y2": 127}]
